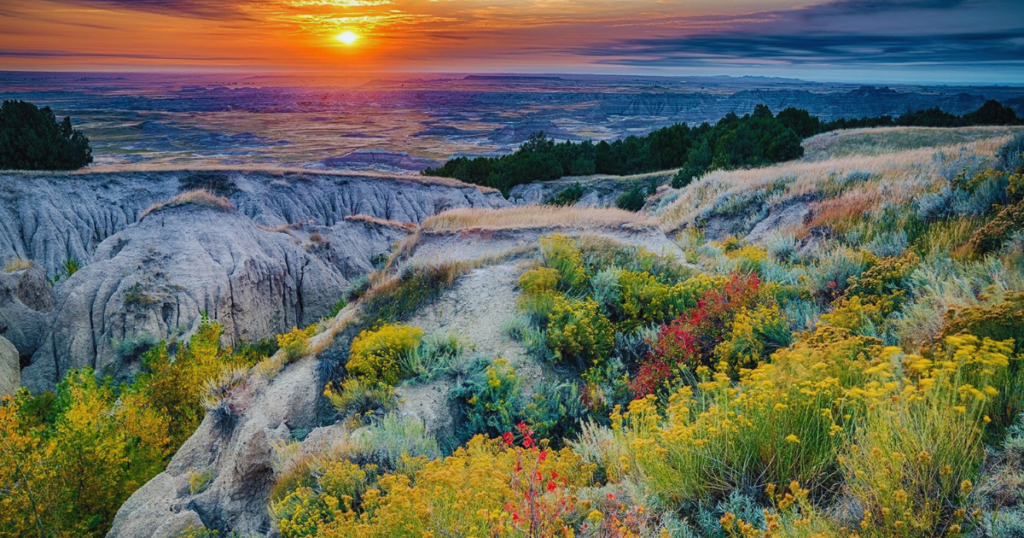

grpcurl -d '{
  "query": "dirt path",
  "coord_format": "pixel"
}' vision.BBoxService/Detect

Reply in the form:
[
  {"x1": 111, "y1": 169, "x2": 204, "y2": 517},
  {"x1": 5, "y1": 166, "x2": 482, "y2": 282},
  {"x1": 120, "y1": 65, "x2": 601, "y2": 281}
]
[{"x1": 406, "y1": 261, "x2": 540, "y2": 389}]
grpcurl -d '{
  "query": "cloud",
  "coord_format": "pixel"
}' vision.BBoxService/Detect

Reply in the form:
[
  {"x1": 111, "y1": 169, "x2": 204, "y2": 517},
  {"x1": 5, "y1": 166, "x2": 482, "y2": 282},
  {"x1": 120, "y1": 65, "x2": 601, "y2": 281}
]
[
  {"x1": 0, "y1": 49, "x2": 253, "y2": 61},
  {"x1": 54, "y1": 0, "x2": 250, "y2": 19},
  {"x1": 580, "y1": 30, "x2": 1024, "y2": 68},
  {"x1": 572, "y1": 0, "x2": 1023, "y2": 71},
  {"x1": 804, "y1": 0, "x2": 966, "y2": 16}
]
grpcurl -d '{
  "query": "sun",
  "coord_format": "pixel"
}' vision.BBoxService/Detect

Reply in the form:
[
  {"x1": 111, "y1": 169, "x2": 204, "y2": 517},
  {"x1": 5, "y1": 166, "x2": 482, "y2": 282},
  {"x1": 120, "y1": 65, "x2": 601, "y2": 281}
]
[{"x1": 336, "y1": 31, "x2": 359, "y2": 45}]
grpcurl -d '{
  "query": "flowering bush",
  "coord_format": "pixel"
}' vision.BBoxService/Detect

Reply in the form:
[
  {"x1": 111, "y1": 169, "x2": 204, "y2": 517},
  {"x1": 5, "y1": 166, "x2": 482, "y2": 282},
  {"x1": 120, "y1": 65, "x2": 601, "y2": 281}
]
[
  {"x1": 840, "y1": 337, "x2": 1015, "y2": 538},
  {"x1": 622, "y1": 326, "x2": 870, "y2": 505},
  {"x1": 517, "y1": 266, "x2": 561, "y2": 322},
  {"x1": 345, "y1": 323, "x2": 424, "y2": 385},
  {"x1": 617, "y1": 271, "x2": 719, "y2": 331},
  {"x1": 272, "y1": 432, "x2": 597, "y2": 538},
  {"x1": 546, "y1": 297, "x2": 615, "y2": 368},
  {"x1": 277, "y1": 324, "x2": 320, "y2": 362},
  {"x1": 541, "y1": 234, "x2": 589, "y2": 293},
  {"x1": 632, "y1": 273, "x2": 764, "y2": 395},
  {"x1": 713, "y1": 302, "x2": 792, "y2": 372}
]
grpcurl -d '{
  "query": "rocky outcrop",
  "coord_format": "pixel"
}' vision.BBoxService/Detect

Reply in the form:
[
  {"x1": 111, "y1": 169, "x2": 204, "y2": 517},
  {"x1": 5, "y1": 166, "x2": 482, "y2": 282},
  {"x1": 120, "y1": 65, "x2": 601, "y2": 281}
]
[
  {"x1": 0, "y1": 170, "x2": 507, "y2": 278},
  {"x1": 0, "y1": 169, "x2": 508, "y2": 391},
  {"x1": 0, "y1": 335, "x2": 18, "y2": 396},
  {"x1": 0, "y1": 264, "x2": 55, "y2": 363},
  {"x1": 108, "y1": 353, "x2": 323, "y2": 538},
  {"x1": 21, "y1": 204, "x2": 352, "y2": 390}
]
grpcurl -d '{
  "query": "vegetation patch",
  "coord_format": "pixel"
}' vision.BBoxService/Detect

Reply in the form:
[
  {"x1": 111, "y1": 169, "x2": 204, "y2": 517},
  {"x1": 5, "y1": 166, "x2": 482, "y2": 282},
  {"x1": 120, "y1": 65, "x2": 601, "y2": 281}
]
[{"x1": 139, "y1": 189, "x2": 236, "y2": 220}]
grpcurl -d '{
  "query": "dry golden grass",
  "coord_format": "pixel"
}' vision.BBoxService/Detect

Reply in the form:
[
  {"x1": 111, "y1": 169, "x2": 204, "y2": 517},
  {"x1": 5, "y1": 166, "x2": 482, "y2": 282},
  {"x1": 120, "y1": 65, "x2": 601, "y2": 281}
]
[
  {"x1": 803, "y1": 125, "x2": 1023, "y2": 161},
  {"x1": 4, "y1": 258, "x2": 33, "y2": 273},
  {"x1": 140, "y1": 189, "x2": 236, "y2": 219},
  {"x1": 656, "y1": 134, "x2": 1015, "y2": 230},
  {"x1": 421, "y1": 204, "x2": 658, "y2": 233},
  {"x1": 344, "y1": 214, "x2": 418, "y2": 231},
  {"x1": 804, "y1": 188, "x2": 884, "y2": 231}
]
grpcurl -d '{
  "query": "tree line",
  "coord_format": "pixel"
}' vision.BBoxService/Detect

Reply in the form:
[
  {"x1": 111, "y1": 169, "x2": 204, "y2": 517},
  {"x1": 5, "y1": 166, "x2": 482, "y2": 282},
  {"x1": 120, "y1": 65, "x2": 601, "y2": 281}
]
[{"x1": 424, "y1": 100, "x2": 1021, "y2": 193}]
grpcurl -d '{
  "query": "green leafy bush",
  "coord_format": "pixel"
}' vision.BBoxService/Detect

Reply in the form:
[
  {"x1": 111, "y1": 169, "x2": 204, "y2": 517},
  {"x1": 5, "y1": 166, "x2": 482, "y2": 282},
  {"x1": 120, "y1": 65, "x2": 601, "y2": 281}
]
[
  {"x1": 616, "y1": 181, "x2": 649, "y2": 211},
  {"x1": 548, "y1": 181, "x2": 585, "y2": 206},
  {"x1": 452, "y1": 358, "x2": 523, "y2": 440}
]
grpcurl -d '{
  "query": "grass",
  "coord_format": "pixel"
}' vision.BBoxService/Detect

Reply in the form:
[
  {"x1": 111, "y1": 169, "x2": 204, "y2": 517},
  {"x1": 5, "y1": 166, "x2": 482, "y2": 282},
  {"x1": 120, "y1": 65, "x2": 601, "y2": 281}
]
[
  {"x1": 139, "y1": 189, "x2": 236, "y2": 219},
  {"x1": 656, "y1": 134, "x2": 1016, "y2": 231},
  {"x1": 803, "y1": 126, "x2": 1024, "y2": 161},
  {"x1": 4, "y1": 258, "x2": 33, "y2": 272},
  {"x1": 343, "y1": 213, "x2": 418, "y2": 231},
  {"x1": 421, "y1": 204, "x2": 658, "y2": 233}
]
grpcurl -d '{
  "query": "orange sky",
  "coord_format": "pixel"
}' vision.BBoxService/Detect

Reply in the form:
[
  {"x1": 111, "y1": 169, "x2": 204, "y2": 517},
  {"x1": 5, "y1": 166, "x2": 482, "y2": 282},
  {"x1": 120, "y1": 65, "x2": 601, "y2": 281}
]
[
  {"x1": 0, "y1": 0, "x2": 816, "y2": 71},
  {"x1": 1, "y1": 0, "x2": 1021, "y2": 82}
]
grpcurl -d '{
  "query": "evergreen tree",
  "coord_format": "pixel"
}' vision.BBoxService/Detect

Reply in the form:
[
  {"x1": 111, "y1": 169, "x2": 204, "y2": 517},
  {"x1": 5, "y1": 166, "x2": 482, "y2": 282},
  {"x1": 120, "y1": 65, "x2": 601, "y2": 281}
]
[{"x1": 0, "y1": 100, "x2": 92, "y2": 170}]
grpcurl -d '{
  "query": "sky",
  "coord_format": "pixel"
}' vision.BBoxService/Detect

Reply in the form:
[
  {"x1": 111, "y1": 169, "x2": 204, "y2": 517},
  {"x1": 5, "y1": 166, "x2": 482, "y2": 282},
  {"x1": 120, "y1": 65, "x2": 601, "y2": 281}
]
[{"x1": 0, "y1": 0, "x2": 1021, "y2": 83}]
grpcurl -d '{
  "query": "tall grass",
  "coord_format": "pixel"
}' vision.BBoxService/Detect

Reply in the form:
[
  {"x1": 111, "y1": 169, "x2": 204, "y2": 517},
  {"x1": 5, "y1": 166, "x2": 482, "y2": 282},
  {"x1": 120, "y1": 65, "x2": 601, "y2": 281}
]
[
  {"x1": 421, "y1": 205, "x2": 657, "y2": 232},
  {"x1": 139, "y1": 189, "x2": 235, "y2": 219}
]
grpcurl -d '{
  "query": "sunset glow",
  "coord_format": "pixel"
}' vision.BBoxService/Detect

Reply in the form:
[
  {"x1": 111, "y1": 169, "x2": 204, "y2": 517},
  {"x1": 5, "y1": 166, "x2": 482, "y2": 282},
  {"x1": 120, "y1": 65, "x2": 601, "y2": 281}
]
[
  {"x1": 0, "y1": 0, "x2": 1020, "y2": 81},
  {"x1": 336, "y1": 31, "x2": 359, "y2": 45}
]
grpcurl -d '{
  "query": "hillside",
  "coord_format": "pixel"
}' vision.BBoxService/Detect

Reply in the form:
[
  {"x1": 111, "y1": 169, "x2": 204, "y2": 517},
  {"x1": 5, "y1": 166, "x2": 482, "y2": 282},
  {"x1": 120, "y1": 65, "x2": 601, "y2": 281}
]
[{"x1": 2, "y1": 126, "x2": 1024, "y2": 538}]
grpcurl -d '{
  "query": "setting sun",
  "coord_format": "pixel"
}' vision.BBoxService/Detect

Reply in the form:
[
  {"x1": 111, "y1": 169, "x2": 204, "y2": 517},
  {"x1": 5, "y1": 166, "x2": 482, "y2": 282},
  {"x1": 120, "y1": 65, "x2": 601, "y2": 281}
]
[{"x1": 336, "y1": 31, "x2": 358, "y2": 45}]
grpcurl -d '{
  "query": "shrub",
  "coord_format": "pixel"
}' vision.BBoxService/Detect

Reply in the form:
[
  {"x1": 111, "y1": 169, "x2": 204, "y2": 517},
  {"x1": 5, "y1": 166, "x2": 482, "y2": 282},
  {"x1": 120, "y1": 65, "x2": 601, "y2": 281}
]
[
  {"x1": 140, "y1": 315, "x2": 262, "y2": 447},
  {"x1": 345, "y1": 324, "x2": 423, "y2": 385},
  {"x1": 325, "y1": 377, "x2": 398, "y2": 425},
  {"x1": 402, "y1": 331, "x2": 473, "y2": 383},
  {"x1": 452, "y1": 358, "x2": 523, "y2": 439},
  {"x1": 840, "y1": 337, "x2": 1015, "y2": 538},
  {"x1": 277, "y1": 325, "x2": 319, "y2": 363},
  {"x1": 0, "y1": 100, "x2": 92, "y2": 170},
  {"x1": 272, "y1": 434, "x2": 597, "y2": 538},
  {"x1": 523, "y1": 381, "x2": 589, "y2": 445},
  {"x1": 713, "y1": 302, "x2": 792, "y2": 373},
  {"x1": 616, "y1": 181, "x2": 648, "y2": 212},
  {"x1": 546, "y1": 297, "x2": 615, "y2": 368},
  {"x1": 549, "y1": 181, "x2": 585, "y2": 206},
  {"x1": 632, "y1": 273, "x2": 763, "y2": 395},
  {"x1": 351, "y1": 413, "x2": 441, "y2": 470},
  {"x1": 618, "y1": 271, "x2": 719, "y2": 332},
  {"x1": 965, "y1": 198, "x2": 1024, "y2": 257},
  {"x1": 540, "y1": 234, "x2": 589, "y2": 294},
  {"x1": 517, "y1": 266, "x2": 562, "y2": 323}
]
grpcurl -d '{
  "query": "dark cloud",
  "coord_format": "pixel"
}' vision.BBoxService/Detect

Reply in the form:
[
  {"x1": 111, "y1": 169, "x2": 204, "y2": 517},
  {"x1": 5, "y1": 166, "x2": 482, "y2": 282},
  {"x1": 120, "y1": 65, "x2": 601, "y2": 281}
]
[
  {"x1": 52, "y1": 0, "x2": 248, "y2": 19},
  {"x1": 0, "y1": 49, "x2": 253, "y2": 61},
  {"x1": 805, "y1": 0, "x2": 966, "y2": 16},
  {"x1": 579, "y1": 30, "x2": 1024, "y2": 68}
]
